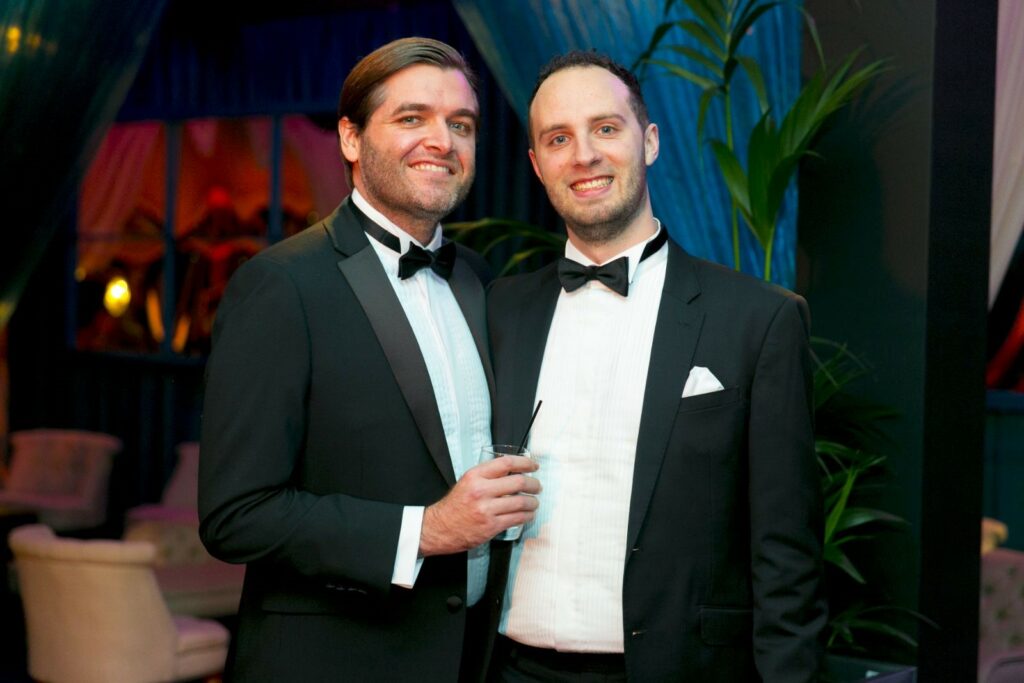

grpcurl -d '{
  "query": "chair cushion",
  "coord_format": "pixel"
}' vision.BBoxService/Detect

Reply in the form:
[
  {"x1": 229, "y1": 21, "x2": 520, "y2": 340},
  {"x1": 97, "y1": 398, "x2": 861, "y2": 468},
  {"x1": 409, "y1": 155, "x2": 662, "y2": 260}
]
[
  {"x1": 172, "y1": 615, "x2": 229, "y2": 680},
  {"x1": 156, "y1": 561, "x2": 245, "y2": 617},
  {"x1": 980, "y1": 646, "x2": 1024, "y2": 683}
]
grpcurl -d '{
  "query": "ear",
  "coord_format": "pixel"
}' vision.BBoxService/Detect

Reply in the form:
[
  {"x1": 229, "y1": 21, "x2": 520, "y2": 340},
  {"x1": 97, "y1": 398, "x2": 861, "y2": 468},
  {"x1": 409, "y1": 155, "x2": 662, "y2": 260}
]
[
  {"x1": 528, "y1": 148, "x2": 543, "y2": 182},
  {"x1": 643, "y1": 122, "x2": 659, "y2": 166},
  {"x1": 338, "y1": 117, "x2": 360, "y2": 165}
]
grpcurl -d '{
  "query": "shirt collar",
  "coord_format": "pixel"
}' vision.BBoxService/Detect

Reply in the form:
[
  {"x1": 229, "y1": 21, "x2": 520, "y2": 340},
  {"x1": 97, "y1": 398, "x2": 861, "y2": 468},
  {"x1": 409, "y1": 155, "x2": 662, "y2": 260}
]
[
  {"x1": 351, "y1": 188, "x2": 443, "y2": 252},
  {"x1": 564, "y1": 218, "x2": 665, "y2": 285}
]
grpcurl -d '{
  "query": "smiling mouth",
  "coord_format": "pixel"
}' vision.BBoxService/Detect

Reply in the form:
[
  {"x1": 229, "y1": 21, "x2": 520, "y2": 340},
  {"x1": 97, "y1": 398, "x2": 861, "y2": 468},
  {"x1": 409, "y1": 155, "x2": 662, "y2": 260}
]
[
  {"x1": 571, "y1": 177, "x2": 612, "y2": 192},
  {"x1": 410, "y1": 161, "x2": 454, "y2": 175}
]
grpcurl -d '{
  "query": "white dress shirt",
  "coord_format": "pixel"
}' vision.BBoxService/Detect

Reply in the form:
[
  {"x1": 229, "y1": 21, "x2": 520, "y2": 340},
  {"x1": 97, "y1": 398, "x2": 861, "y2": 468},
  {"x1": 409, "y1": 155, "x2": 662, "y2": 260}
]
[
  {"x1": 500, "y1": 224, "x2": 667, "y2": 651},
  {"x1": 351, "y1": 190, "x2": 492, "y2": 606}
]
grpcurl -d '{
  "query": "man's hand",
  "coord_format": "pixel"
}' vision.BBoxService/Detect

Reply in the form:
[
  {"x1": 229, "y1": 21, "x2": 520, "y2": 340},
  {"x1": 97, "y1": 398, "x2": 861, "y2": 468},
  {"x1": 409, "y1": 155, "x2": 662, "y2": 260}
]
[{"x1": 419, "y1": 455, "x2": 541, "y2": 556}]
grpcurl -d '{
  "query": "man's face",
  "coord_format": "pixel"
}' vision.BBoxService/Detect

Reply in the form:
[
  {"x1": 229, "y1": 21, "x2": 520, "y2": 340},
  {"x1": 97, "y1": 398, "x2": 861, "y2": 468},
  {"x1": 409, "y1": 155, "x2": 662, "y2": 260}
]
[
  {"x1": 339, "y1": 64, "x2": 478, "y2": 232},
  {"x1": 528, "y1": 66, "x2": 658, "y2": 244}
]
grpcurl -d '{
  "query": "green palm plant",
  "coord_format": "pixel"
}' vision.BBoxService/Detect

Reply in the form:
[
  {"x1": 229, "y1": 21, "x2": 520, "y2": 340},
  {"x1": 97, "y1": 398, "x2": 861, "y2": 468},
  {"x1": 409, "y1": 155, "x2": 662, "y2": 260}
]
[
  {"x1": 634, "y1": 0, "x2": 887, "y2": 281},
  {"x1": 445, "y1": 217, "x2": 564, "y2": 276},
  {"x1": 812, "y1": 340, "x2": 932, "y2": 656}
]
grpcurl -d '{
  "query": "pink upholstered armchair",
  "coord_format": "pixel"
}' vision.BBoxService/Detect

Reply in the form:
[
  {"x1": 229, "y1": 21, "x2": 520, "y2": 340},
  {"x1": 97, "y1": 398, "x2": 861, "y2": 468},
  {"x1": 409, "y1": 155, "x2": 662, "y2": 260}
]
[
  {"x1": 123, "y1": 442, "x2": 244, "y2": 617},
  {"x1": 0, "y1": 429, "x2": 121, "y2": 531},
  {"x1": 979, "y1": 519, "x2": 1024, "y2": 682},
  {"x1": 9, "y1": 523, "x2": 228, "y2": 683}
]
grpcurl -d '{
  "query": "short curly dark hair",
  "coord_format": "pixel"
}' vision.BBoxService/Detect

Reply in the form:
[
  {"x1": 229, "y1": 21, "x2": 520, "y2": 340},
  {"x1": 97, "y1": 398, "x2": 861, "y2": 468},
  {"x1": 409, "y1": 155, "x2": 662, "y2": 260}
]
[{"x1": 527, "y1": 50, "x2": 650, "y2": 145}]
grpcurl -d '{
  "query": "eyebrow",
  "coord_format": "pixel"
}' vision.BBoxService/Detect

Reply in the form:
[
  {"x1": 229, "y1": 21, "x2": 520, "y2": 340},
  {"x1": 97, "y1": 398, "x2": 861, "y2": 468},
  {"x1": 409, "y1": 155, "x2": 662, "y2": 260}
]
[
  {"x1": 389, "y1": 102, "x2": 480, "y2": 125},
  {"x1": 535, "y1": 112, "x2": 628, "y2": 140}
]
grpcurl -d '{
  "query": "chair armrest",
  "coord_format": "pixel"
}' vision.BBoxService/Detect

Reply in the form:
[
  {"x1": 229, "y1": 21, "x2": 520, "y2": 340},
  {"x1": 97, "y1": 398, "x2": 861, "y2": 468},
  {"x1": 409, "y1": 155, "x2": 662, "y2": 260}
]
[
  {"x1": 125, "y1": 504, "x2": 199, "y2": 526},
  {"x1": 123, "y1": 518, "x2": 214, "y2": 566}
]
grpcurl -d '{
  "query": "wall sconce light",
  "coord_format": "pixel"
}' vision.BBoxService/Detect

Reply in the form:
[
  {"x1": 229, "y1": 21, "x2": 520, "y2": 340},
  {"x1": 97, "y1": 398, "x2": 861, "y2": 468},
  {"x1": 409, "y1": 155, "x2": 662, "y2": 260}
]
[{"x1": 103, "y1": 276, "x2": 131, "y2": 317}]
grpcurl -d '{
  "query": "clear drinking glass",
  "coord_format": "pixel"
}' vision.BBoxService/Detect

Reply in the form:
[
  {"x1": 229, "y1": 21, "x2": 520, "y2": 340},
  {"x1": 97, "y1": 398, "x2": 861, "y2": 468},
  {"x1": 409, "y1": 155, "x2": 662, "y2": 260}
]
[{"x1": 481, "y1": 444, "x2": 532, "y2": 541}]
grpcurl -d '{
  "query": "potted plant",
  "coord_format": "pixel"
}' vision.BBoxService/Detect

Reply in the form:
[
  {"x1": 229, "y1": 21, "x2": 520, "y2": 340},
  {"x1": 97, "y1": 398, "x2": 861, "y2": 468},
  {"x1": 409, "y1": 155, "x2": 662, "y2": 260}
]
[{"x1": 633, "y1": 0, "x2": 887, "y2": 281}]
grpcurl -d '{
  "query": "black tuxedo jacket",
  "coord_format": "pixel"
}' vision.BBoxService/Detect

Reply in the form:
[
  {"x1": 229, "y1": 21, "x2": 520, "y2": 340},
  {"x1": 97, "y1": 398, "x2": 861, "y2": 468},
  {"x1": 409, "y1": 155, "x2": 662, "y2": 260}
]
[
  {"x1": 199, "y1": 198, "x2": 498, "y2": 682},
  {"x1": 487, "y1": 239, "x2": 827, "y2": 682}
]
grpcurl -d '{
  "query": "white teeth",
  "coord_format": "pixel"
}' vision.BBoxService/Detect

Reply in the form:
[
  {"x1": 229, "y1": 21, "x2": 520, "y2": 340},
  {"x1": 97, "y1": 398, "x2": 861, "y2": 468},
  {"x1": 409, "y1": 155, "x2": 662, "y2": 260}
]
[
  {"x1": 412, "y1": 163, "x2": 452, "y2": 174},
  {"x1": 572, "y1": 177, "x2": 612, "y2": 191}
]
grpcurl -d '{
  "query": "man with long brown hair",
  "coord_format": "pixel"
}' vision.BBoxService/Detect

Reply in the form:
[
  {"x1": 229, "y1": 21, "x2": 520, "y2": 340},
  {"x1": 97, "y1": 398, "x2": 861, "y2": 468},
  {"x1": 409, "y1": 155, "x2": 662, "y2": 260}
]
[{"x1": 199, "y1": 37, "x2": 538, "y2": 681}]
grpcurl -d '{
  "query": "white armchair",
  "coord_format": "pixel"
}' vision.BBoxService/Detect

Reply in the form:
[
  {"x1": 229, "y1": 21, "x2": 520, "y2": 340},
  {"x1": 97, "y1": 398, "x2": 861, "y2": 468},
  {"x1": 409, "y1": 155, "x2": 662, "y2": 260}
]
[
  {"x1": 0, "y1": 429, "x2": 122, "y2": 531},
  {"x1": 8, "y1": 523, "x2": 229, "y2": 683}
]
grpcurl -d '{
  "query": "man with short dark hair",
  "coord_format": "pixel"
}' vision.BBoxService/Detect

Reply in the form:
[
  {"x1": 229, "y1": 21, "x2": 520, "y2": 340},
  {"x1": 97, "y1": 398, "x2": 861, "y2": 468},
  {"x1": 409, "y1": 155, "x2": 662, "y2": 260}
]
[
  {"x1": 199, "y1": 37, "x2": 538, "y2": 682},
  {"x1": 488, "y1": 50, "x2": 826, "y2": 682}
]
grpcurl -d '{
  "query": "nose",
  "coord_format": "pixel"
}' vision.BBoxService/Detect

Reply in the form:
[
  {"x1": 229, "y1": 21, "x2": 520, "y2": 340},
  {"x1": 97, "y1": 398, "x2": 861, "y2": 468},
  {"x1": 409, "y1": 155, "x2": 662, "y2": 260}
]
[
  {"x1": 573, "y1": 135, "x2": 600, "y2": 166},
  {"x1": 423, "y1": 119, "x2": 453, "y2": 154}
]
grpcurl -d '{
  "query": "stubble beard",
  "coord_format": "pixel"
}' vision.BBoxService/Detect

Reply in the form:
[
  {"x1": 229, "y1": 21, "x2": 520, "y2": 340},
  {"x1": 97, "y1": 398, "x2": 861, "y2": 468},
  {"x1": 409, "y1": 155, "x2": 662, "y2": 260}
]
[
  {"x1": 359, "y1": 139, "x2": 474, "y2": 229},
  {"x1": 556, "y1": 162, "x2": 648, "y2": 246}
]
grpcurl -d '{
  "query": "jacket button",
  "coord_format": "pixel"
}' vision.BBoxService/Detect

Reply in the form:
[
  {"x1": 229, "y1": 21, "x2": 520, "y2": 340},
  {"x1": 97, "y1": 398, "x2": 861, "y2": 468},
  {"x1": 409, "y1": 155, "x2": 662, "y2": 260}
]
[
  {"x1": 631, "y1": 547, "x2": 640, "y2": 553},
  {"x1": 446, "y1": 596, "x2": 464, "y2": 613},
  {"x1": 631, "y1": 629, "x2": 646, "y2": 638}
]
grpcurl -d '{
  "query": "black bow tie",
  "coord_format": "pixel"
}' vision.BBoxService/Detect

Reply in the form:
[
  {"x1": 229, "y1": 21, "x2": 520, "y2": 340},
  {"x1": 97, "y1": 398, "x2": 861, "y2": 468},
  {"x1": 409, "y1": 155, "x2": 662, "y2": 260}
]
[
  {"x1": 360, "y1": 213, "x2": 456, "y2": 280},
  {"x1": 558, "y1": 256, "x2": 629, "y2": 296},
  {"x1": 557, "y1": 227, "x2": 668, "y2": 297},
  {"x1": 398, "y1": 241, "x2": 456, "y2": 280}
]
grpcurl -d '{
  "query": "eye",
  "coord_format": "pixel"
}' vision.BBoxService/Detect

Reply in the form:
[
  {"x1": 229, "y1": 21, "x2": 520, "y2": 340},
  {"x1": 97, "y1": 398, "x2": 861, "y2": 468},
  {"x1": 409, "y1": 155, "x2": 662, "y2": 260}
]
[
  {"x1": 449, "y1": 120, "x2": 474, "y2": 135},
  {"x1": 597, "y1": 124, "x2": 616, "y2": 135},
  {"x1": 400, "y1": 116, "x2": 421, "y2": 125},
  {"x1": 550, "y1": 134, "x2": 569, "y2": 146}
]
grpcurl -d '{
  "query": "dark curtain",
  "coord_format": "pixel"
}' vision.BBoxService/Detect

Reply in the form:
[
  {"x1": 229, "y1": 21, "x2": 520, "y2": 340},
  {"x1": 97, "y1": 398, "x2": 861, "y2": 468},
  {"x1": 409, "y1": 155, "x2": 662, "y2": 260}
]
[
  {"x1": 114, "y1": 2, "x2": 555, "y2": 230},
  {"x1": 7, "y1": 1, "x2": 556, "y2": 523},
  {"x1": 0, "y1": 0, "x2": 167, "y2": 329}
]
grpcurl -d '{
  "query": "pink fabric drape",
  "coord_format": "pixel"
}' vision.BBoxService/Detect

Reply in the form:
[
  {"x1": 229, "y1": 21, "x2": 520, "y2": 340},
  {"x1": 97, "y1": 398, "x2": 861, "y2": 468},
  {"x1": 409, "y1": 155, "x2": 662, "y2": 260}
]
[
  {"x1": 281, "y1": 115, "x2": 349, "y2": 223},
  {"x1": 78, "y1": 122, "x2": 165, "y2": 276},
  {"x1": 78, "y1": 116, "x2": 349, "y2": 278}
]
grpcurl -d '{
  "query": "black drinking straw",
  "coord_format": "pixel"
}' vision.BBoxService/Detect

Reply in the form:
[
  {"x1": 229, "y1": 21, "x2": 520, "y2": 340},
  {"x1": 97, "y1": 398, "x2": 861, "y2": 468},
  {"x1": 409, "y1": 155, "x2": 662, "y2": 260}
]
[{"x1": 517, "y1": 400, "x2": 543, "y2": 452}]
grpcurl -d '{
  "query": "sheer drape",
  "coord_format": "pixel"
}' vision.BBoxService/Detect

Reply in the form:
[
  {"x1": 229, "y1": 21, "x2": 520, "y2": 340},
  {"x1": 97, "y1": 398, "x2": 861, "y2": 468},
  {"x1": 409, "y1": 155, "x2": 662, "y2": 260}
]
[
  {"x1": 990, "y1": 0, "x2": 1024, "y2": 306},
  {"x1": 453, "y1": 0, "x2": 802, "y2": 286},
  {"x1": 0, "y1": 0, "x2": 167, "y2": 328}
]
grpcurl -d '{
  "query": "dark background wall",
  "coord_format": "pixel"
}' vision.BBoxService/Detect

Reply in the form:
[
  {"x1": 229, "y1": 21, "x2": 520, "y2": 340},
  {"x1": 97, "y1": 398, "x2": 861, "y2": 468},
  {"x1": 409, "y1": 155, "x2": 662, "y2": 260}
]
[
  {"x1": 6, "y1": 0, "x2": 556, "y2": 532},
  {"x1": 799, "y1": 1, "x2": 995, "y2": 680},
  {"x1": 5, "y1": 1, "x2": 999, "y2": 679}
]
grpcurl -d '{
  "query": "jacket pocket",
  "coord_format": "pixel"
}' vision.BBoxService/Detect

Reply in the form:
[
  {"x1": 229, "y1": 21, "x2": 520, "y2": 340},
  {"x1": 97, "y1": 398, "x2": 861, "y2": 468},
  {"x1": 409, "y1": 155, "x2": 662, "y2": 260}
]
[
  {"x1": 678, "y1": 386, "x2": 743, "y2": 413},
  {"x1": 259, "y1": 582, "x2": 373, "y2": 615},
  {"x1": 699, "y1": 605, "x2": 753, "y2": 646}
]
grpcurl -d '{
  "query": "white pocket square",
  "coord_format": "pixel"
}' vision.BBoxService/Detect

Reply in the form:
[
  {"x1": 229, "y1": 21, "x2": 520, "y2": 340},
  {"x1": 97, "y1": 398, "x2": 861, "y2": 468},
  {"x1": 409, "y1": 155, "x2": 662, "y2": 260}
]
[{"x1": 682, "y1": 366, "x2": 725, "y2": 398}]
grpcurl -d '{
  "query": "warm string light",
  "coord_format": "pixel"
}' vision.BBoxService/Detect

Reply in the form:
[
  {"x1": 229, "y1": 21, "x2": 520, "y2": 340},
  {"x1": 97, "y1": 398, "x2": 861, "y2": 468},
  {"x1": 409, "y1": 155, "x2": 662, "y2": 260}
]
[
  {"x1": 5, "y1": 25, "x2": 56, "y2": 55},
  {"x1": 5, "y1": 26, "x2": 21, "y2": 54}
]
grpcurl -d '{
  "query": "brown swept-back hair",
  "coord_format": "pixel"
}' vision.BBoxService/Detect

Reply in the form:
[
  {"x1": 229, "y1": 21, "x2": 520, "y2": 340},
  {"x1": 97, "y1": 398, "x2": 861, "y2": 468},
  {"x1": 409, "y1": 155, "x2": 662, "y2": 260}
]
[
  {"x1": 527, "y1": 50, "x2": 649, "y2": 146},
  {"x1": 337, "y1": 37, "x2": 478, "y2": 184}
]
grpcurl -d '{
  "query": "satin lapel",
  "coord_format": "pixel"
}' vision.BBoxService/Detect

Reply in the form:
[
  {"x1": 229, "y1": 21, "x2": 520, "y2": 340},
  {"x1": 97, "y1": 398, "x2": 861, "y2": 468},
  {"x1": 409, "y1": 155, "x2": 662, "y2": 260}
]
[
  {"x1": 508, "y1": 265, "x2": 561, "y2": 442},
  {"x1": 627, "y1": 243, "x2": 704, "y2": 552},
  {"x1": 449, "y1": 257, "x2": 496, "y2": 404},
  {"x1": 333, "y1": 202, "x2": 456, "y2": 486}
]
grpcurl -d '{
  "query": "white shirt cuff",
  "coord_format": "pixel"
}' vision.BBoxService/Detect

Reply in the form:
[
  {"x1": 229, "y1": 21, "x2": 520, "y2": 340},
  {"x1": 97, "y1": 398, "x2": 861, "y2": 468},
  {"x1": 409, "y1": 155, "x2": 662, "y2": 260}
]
[{"x1": 391, "y1": 505, "x2": 425, "y2": 588}]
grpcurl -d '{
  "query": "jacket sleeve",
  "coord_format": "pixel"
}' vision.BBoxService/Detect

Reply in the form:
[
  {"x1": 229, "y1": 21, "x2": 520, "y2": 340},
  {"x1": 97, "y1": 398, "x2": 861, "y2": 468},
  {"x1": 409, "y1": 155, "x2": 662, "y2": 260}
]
[
  {"x1": 197, "y1": 256, "x2": 403, "y2": 595},
  {"x1": 748, "y1": 294, "x2": 828, "y2": 682}
]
